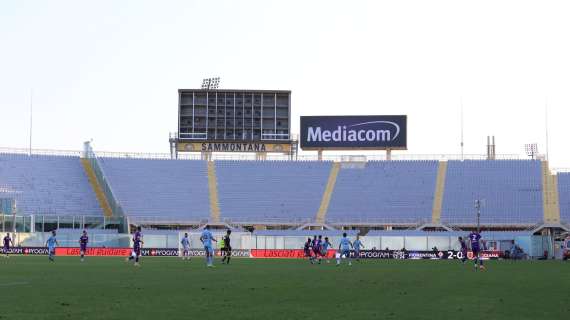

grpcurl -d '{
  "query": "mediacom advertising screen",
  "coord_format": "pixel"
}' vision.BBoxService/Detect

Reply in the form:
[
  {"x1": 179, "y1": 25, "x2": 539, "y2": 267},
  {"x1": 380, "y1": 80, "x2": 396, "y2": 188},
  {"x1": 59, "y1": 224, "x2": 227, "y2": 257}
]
[{"x1": 300, "y1": 115, "x2": 407, "y2": 150}]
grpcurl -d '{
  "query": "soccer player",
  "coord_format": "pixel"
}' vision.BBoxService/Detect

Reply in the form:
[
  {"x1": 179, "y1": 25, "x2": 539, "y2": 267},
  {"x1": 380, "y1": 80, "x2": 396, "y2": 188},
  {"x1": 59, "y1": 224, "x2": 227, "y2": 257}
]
[
  {"x1": 353, "y1": 235, "x2": 365, "y2": 262},
  {"x1": 468, "y1": 231, "x2": 485, "y2": 271},
  {"x1": 79, "y1": 230, "x2": 88, "y2": 262},
  {"x1": 304, "y1": 237, "x2": 314, "y2": 263},
  {"x1": 315, "y1": 235, "x2": 325, "y2": 264},
  {"x1": 126, "y1": 226, "x2": 143, "y2": 267},
  {"x1": 458, "y1": 236, "x2": 467, "y2": 264},
  {"x1": 180, "y1": 232, "x2": 190, "y2": 261},
  {"x1": 337, "y1": 232, "x2": 353, "y2": 266},
  {"x1": 3, "y1": 233, "x2": 14, "y2": 258},
  {"x1": 221, "y1": 229, "x2": 232, "y2": 264},
  {"x1": 321, "y1": 236, "x2": 333, "y2": 263},
  {"x1": 312, "y1": 235, "x2": 321, "y2": 264},
  {"x1": 46, "y1": 230, "x2": 59, "y2": 262},
  {"x1": 200, "y1": 225, "x2": 217, "y2": 267}
]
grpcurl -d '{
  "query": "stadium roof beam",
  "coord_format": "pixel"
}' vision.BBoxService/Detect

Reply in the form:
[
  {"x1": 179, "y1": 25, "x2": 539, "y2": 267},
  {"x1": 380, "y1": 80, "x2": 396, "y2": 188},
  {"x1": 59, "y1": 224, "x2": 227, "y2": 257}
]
[{"x1": 295, "y1": 222, "x2": 337, "y2": 231}]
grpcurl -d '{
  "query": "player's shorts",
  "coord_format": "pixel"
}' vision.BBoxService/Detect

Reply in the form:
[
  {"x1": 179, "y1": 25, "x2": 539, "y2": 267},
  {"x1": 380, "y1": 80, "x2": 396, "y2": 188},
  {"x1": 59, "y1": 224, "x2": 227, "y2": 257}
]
[
  {"x1": 341, "y1": 249, "x2": 350, "y2": 258},
  {"x1": 354, "y1": 250, "x2": 360, "y2": 258},
  {"x1": 182, "y1": 246, "x2": 190, "y2": 253},
  {"x1": 48, "y1": 246, "x2": 55, "y2": 255},
  {"x1": 304, "y1": 249, "x2": 311, "y2": 257},
  {"x1": 3, "y1": 245, "x2": 9, "y2": 252},
  {"x1": 133, "y1": 247, "x2": 141, "y2": 256},
  {"x1": 80, "y1": 245, "x2": 87, "y2": 252},
  {"x1": 472, "y1": 246, "x2": 480, "y2": 256},
  {"x1": 320, "y1": 248, "x2": 328, "y2": 256},
  {"x1": 204, "y1": 245, "x2": 213, "y2": 254}
]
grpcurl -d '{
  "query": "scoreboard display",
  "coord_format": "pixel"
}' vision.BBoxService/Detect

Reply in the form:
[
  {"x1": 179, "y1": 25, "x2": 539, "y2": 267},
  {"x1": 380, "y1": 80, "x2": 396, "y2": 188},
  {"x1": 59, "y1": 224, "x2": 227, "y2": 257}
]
[{"x1": 177, "y1": 89, "x2": 292, "y2": 153}]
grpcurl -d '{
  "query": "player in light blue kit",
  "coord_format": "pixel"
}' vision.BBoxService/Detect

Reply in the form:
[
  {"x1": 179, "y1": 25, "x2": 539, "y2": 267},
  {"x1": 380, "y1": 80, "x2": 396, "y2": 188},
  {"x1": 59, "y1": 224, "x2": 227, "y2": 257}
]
[
  {"x1": 353, "y1": 235, "x2": 365, "y2": 262},
  {"x1": 180, "y1": 232, "x2": 191, "y2": 261},
  {"x1": 321, "y1": 237, "x2": 333, "y2": 263},
  {"x1": 200, "y1": 225, "x2": 217, "y2": 267},
  {"x1": 46, "y1": 230, "x2": 59, "y2": 262},
  {"x1": 337, "y1": 232, "x2": 353, "y2": 266}
]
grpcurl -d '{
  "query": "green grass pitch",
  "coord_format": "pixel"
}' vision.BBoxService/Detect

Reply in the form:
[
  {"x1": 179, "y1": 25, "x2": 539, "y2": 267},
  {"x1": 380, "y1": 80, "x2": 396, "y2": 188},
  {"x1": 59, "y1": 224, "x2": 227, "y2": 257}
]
[{"x1": 0, "y1": 256, "x2": 569, "y2": 320}]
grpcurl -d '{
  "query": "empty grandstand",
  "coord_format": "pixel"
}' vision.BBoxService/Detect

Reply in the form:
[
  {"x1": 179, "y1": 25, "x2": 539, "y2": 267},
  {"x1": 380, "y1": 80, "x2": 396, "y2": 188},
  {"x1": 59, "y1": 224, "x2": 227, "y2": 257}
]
[
  {"x1": 215, "y1": 160, "x2": 331, "y2": 223},
  {"x1": 98, "y1": 157, "x2": 210, "y2": 223},
  {"x1": 441, "y1": 160, "x2": 544, "y2": 226},
  {"x1": 557, "y1": 172, "x2": 570, "y2": 225},
  {"x1": 1, "y1": 147, "x2": 568, "y2": 234},
  {"x1": 327, "y1": 160, "x2": 438, "y2": 225},
  {"x1": 0, "y1": 153, "x2": 102, "y2": 216}
]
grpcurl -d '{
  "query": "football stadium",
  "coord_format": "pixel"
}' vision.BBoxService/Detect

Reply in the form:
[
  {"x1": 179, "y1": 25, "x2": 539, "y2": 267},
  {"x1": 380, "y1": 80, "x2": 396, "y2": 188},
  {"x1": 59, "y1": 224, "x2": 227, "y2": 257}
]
[
  {"x1": 1, "y1": 88, "x2": 569, "y2": 319},
  {"x1": 2, "y1": 1, "x2": 570, "y2": 320}
]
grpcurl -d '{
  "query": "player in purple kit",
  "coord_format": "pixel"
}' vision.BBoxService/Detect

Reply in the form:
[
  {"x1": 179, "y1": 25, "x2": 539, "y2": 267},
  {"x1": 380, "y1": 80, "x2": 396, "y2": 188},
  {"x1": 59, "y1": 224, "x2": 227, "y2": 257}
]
[
  {"x1": 3, "y1": 233, "x2": 14, "y2": 258},
  {"x1": 311, "y1": 235, "x2": 322, "y2": 264},
  {"x1": 458, "y1": 236, "x2": 467, "y2": 264},
  {"x1": 79, "y1": 230, "x2": 88, "y2": 262},
  {"x1": 315, "y1": 235, "x2": 325, "y2": 264},
  {"x1": 468, "y1": 231, "x2": 485, "y2": 271},
  {"x1": 126, "y1": 226, "x2": 144, "y2": 267},
  {"x1": 304, "y1": 238, "x2": 314, "y2": 263}
]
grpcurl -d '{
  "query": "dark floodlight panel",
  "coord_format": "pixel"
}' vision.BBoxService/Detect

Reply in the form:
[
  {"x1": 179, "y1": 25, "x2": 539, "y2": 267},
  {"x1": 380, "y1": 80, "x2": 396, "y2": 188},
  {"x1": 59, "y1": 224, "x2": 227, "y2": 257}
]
[
  {"x1": 524, "y1": 143, "x2": 538, "y2": 156},
  {"x1": 200, "y1": 77, "x2": 220, "y2": 90}
]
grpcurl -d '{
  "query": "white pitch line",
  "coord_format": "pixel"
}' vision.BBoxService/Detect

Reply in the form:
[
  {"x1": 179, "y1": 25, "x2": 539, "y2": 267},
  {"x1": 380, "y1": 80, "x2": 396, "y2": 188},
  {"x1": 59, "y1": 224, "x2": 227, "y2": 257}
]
[{"x1": 0, "y1": 281, "x2": 30, "y2": 287}]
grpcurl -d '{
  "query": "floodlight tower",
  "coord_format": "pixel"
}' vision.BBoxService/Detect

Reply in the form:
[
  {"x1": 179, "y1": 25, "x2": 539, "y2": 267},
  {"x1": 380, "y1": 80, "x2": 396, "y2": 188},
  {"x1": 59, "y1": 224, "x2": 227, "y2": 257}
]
[
  {"x1": 475, "y1": 199, "x2": 482, "y2": 234},
  {"x1": 524, "y1": 143, "x2": 538, "y2": 160},
  {"x1": 201, "y1": 77, "x2": 220, "y2": 90}
]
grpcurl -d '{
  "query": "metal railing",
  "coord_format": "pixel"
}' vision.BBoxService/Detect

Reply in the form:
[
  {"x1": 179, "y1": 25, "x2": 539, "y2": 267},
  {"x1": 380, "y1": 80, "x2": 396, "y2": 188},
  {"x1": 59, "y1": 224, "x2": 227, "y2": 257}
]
[
  {"x1": 94, "y1": 151, "x2": 522, "y2": 162},
  {"x1": 84, "y1": 144, "x2": 125, "y2": 219},
  {"x1": 1, "y1": 146, "x2": 525, "y2": 162},
  {"x1": 0, "y1": 147, "x2": 81, "y2": 157}
]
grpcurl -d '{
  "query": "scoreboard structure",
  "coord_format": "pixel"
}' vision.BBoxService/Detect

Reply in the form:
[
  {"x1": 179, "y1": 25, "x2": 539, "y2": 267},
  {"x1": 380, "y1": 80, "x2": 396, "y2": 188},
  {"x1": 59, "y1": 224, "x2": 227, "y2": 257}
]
[{"x1": 173, "y1": 89, "x2": 295, "y2": 158}]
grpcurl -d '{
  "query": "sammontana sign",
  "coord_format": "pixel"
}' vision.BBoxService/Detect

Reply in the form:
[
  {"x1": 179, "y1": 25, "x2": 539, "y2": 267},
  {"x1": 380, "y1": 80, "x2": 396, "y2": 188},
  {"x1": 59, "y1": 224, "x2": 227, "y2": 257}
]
[
  {"x1": 177, "y1": 142, "x2": 291, "y2": 153},
  {"x1": 300, "y1": 115, "x2": 407, "y2": 150}
]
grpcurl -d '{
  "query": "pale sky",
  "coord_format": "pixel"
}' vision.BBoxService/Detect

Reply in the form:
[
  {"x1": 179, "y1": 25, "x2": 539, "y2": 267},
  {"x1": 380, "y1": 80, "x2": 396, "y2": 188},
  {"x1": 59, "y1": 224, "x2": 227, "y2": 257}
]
[{"x1": 1, "y1": 0, "x2": 570, "y2": 168}]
